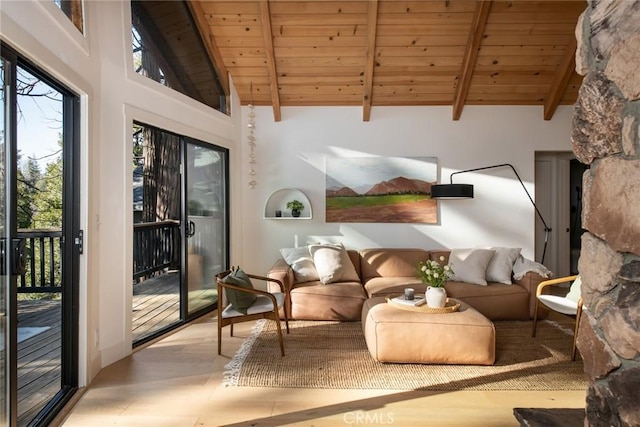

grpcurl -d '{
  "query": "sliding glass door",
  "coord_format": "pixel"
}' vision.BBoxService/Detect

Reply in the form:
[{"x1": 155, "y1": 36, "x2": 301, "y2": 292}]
[
  {"x1": 132, "y1": 124, "x2": 227, "y2": 346},
  {"x1": 1, "y1": 42, "x2": 80, "y2": 427}
]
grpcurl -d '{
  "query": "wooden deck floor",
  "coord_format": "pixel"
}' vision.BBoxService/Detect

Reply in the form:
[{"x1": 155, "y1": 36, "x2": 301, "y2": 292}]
[
  {"x1": 11, "y1": 272, "x2": 191, "y2": 425},
  {"x1": 16, "y1": 299, "x2": 62, "y2": 426},
  {"x1": 132, "y1": 272, "x2": 181, "y2": 343}
]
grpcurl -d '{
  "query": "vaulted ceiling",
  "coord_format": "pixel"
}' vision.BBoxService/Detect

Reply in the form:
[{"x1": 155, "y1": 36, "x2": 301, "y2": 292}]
[{"x1": 186, "y1": 0, "x2": 585, "y2": 121}]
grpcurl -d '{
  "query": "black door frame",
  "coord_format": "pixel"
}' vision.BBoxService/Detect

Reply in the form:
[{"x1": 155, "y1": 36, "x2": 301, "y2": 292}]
[{"x1": 0, "y1": 42, "x2": 80, "y2": 427}]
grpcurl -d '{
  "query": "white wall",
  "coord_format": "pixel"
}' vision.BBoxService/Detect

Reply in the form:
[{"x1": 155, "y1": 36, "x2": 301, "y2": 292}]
[
  {"x1": 1, "y1": 1, "x2": 241, "y2": 384},
  {"x1": 240, "y1": 105, "x2": 574, "y2": 275}
]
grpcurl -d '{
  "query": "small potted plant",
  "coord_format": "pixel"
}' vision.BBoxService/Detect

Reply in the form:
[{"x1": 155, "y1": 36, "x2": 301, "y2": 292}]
[{"x1": 286, "y1": 200, "x2": 305, "y2": 217}]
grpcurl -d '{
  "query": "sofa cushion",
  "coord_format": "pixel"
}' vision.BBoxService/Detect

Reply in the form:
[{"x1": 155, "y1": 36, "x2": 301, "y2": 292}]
[
  {"x1": 347, "y1": 250, "x2": 362, "y2": 279},
  {"x1": 360, "y1": 248, "x2": 430, "y2": 281},
  {"x1": 444, "y1": 280, "x2": 530, "y2": 320},
  {"x1": 309, "y1": 243, "x2": 359, "y2": 284},
  {"x1": 290, "y1": 280, "x2": 367, "y2": 321},
  {"x1": 448, "y1": 248, "x2": 495, "y2": 286},
  {"x1": 364, "y1": 276, "x2": 424, "y2": 298},
  {"x1": 279, "y1": 246, "x2": 319, "y2": 283},
  {"x1": 486, "y1": 247, "x2": 521, "y2": 285}
]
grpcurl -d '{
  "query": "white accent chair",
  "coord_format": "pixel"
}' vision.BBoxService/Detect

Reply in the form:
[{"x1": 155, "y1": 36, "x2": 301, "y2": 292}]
[
  {"x1": 216, "y1": 269, "x2": 289, "y2": 356},
  {"x1": 531, "y1": 274, "x2": 583, "y2": 361}
]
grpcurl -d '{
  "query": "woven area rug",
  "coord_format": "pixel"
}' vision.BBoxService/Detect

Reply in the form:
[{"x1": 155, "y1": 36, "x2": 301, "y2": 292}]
[{"x1": 222, "y1": 319, "x2": 587, "y2": 391}]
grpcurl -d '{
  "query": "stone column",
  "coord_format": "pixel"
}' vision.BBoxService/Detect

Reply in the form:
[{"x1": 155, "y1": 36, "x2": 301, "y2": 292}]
[{"x1": 572, "y1": 1, "x2": 640, "y2": 426}]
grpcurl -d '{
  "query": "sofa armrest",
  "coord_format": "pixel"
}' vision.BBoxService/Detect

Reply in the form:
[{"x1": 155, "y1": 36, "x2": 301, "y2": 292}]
[
  {"x1": 267, "y1": 258, "x2": 294, "y2": 293},
  {"x1": 514, "y1": 271, "x2": 549, "y2": 319}
]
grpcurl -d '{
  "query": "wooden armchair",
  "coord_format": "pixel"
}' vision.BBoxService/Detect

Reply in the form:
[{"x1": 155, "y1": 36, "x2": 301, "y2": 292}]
[
  {"x1": 216, "y1": 269, "x2": 290, "y2": 356},
  {"x1": 531, "y1": 274, "x2": 583, "y2": 361}
]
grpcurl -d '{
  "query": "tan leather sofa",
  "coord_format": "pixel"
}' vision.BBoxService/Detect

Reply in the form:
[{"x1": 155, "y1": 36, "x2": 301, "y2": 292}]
[{"x1": 267, "y1": 247, "x2": 548, "y2": 322}]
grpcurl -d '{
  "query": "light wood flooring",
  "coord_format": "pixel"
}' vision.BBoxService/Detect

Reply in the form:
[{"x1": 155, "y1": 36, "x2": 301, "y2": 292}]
[{"x1": 55, "y1": 313, "x2": 587, "y2": 427}]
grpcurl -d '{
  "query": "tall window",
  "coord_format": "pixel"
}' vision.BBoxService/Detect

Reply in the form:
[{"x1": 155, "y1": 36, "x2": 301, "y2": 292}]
[{"x1": 131, "y1": 0, "x2": 227, "y2": 113}]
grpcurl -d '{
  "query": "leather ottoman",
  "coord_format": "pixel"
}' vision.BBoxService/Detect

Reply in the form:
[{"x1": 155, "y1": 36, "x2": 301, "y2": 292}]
[{"x1": 361, "y1": 296, "x2": 495, "y2": 365}]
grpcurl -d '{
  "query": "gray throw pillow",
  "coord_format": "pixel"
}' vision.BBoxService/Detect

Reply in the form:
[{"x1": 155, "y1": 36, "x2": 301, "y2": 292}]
[
  {"x1": 486, "y1": 247, "x2": 522, "y2": 284},
  {"x1": 449, "y1": 248, "x2": 495, "y2": 286},
  {"x1": 222, "y1": 268, "x2": 257, "y2": 314}
]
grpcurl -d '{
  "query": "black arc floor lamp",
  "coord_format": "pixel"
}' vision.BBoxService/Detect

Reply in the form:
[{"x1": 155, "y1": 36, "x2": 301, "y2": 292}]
[{"x1": 431, "y1": 163, "x2": 552, "y2": 264}]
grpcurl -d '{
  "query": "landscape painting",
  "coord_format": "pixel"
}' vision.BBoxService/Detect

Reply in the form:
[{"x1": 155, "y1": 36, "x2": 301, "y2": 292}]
[{"x1": 326, "y1": 156, "x2": 438, "y2": 223}]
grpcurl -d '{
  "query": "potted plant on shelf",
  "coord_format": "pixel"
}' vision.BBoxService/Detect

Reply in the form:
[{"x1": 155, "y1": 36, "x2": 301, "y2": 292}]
[
  {"x1": 286, "y1": 200, "x2": 305, "y2": 217},
  {"x1": 417, "y1": 257, "x2": 454, "y2": 308}
]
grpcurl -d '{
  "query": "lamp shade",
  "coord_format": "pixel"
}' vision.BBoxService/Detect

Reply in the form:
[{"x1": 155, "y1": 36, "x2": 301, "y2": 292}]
[{"x1": 430, "y1": 184, "x2": 474, "y2": 199}]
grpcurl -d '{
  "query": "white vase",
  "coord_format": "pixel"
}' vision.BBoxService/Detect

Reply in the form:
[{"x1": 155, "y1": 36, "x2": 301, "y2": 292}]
[{"x1": 425, "y1": 286, "x2": 447, "y2": 309}]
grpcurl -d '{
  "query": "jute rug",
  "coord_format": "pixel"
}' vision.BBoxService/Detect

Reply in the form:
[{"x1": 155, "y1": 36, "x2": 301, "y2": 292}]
[{"x1": 222, "y1": 319, "x2": 587, "y2": 391}]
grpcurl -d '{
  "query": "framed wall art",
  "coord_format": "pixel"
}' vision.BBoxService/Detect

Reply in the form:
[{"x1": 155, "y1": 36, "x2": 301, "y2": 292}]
[{"x1": 325, "y1": 156, "x2": 438, "y2": 223}]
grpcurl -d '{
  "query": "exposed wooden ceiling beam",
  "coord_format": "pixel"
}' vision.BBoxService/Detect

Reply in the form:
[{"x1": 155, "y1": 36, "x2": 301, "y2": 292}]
[
  {"x1": 452, "y1": 0, "x2": 492, "y2": 121},
  {"x1": 543, "y1": 36, "x2": 577, "y2": 121},
  {"x1": 187, "y1": 0, "x2": 230, "y2": 99},
  {"x1": 260, "y1": 0, "x2": 282, "y2": 122},
  {"x1": 362, "y1": 0, "x2": 379, "y2": 122}
]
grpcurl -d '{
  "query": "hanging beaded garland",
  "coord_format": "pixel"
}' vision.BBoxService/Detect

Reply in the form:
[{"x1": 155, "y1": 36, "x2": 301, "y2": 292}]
[{"x1": 247, "y1": 102, "x2": 257, "y2": 189}]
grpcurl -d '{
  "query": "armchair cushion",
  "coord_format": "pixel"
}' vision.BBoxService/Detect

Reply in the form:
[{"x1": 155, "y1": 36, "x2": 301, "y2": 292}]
[
  {"x1": 222, "y1": 293, "x2": 285, "y2": 318},
  {"x1": 221, "y1": 268, "x2": 257, "y2": 314},
  {"x1": 565, "y1": 276, "x2": 582, "y2": 304}
]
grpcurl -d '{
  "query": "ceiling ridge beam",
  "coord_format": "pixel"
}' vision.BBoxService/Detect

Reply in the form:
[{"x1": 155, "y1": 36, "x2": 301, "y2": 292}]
[
  {"x1": 543, "y1": 36, "x2": 577, "y2": 121},
  {"x1": 452, "y1": 0, "x2": 492, "y2": 121},
  {"x1": 187, "y1": 0, "x2": 230, "y2": 99},
  {"x1": 363, "y1": 0, "x2": 379, "y2": 122},
  {"x1": 260, "y1": 0, "x2": 282, "y2": 122}
]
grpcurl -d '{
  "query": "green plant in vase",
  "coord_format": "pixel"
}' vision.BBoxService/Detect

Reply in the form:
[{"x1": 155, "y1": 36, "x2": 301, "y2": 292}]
[
  {"x1": 418, "y1": 257, "x2": 454, "y2": 308},
  {"x1": 286, "y1": 200, "x2": 305, "y2": 217}
]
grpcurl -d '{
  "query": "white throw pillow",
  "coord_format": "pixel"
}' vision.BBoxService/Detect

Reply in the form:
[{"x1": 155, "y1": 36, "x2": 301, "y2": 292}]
[
  {"x1": 565, "y1": 276, "x2": 582, "y2": 303},
  {"x1": 279, "y1": 246, "x2": 319, "y2": 283},
  {"x1": 449, "y1": 248, "x2": 495, "y2": 286},
  {"x1": 308, "y1": 243, "x2": 359, "y2": 285},
  {"x1": 486, "y1": 247, "x2": 522, "y2": 284}
]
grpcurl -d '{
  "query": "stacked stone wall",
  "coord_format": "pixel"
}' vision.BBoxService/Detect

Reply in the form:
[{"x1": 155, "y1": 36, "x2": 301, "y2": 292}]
[{"x1": 572, "y1": 1, "x2": 640, "y2": 425}]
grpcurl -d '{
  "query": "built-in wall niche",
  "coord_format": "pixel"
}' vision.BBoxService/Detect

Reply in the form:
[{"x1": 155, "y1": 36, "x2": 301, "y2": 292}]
[{"x1": 264, "y1": 188, "x2": 312, "y2": 219}]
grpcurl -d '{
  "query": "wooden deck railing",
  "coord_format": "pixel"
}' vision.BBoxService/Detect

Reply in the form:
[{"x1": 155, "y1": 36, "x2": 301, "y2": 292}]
[
  {"x1": 16, "y1": 229, "x2": 63, "y2": 293},
  {"x1": 133, "y1": 220, "x2": 181, "y2": 281},
  {"x1": 14, "y1": 221, "x2": 181, "y2": 292}
]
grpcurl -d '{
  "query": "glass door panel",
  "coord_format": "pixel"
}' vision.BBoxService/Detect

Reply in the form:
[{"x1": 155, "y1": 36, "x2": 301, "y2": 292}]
[
  {"x1": 15, "y1": 65, "x2": 64, "y2": 426},
  {"x1": 132, "y1": 124, "x2": 182, "y2": 345},
  {"x1": 185, "y1": 142, "x2": 225, "y2": 316}
]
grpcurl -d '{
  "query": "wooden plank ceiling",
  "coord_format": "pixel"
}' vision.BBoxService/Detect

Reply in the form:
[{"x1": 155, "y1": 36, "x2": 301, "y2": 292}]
[{"x1": 193, "y1": 0, "x2": 585, "y2": 121}]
